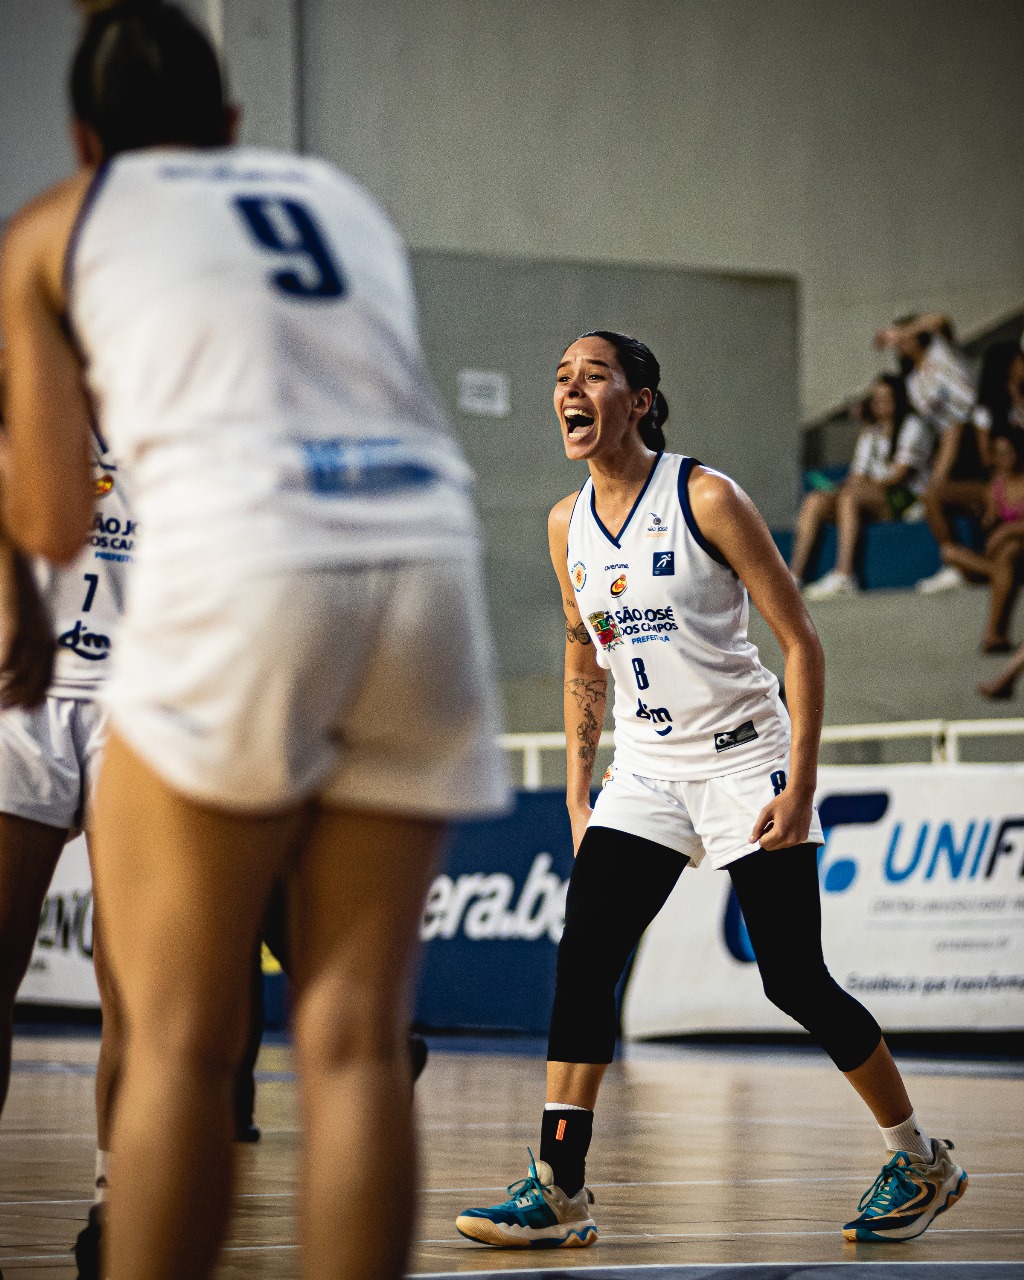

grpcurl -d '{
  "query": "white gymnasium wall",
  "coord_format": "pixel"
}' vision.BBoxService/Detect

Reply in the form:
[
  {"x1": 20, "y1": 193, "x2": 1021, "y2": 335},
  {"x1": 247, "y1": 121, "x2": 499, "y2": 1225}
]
[
  {"x1": 302, "y1": 0, "x2": 1024, "y2": 418},
  {"x1": 4, "y1": 2, "x2": 1020, "y2": 416}
]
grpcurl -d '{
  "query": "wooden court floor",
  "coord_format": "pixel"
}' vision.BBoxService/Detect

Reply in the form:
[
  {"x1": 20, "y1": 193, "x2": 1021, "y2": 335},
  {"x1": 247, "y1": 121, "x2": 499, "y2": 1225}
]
[{"x1": 1, "y1": 1031, "x2": 1022, "y2": 1278}]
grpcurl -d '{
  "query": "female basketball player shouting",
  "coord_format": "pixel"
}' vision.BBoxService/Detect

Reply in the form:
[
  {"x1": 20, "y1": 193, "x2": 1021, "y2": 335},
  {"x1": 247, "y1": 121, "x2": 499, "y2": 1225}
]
[
  {"x1": 0, "y1": 4, "x2": 506, "y2": 1278},
  {"x1": 456, "y1": 331, "x2": 966, "y2": 1248}
]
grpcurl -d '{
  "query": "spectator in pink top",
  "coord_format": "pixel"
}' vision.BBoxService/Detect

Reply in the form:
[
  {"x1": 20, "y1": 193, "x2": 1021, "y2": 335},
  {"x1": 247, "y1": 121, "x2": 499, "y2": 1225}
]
[{"x1": 941, "y1": 429, "x2": 1024, "y2": 653}]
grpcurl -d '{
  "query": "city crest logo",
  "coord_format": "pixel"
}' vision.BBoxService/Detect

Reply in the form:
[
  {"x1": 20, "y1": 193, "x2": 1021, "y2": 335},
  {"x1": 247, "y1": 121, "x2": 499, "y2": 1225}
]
[
  {"x1": 588, "y1": 609, "x2": 624, "y2": 651},
  {"x1": 571, "y1": 561, "x2": 587, "y2": 592}
]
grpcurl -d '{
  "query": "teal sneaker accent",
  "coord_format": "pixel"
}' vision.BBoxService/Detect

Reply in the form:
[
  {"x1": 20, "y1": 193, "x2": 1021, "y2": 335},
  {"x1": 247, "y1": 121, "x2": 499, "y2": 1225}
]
[
  {"x1": 843, "y1": 1139, "x2": 968, "y2": 1242},
  {"x1": 455, "y1": 1149, "x2": 598, "y2": 1249}
]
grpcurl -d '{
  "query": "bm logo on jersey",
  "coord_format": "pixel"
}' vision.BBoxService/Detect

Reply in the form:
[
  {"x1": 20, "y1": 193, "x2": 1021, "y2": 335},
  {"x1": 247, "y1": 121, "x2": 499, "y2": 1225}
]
[
  {"x1": 652, "y1": 551, "x2": 675, "y2": 576},
  {"x1": 610, "y1": 573, "x2": 628, "y2": 597},
  {"x1": 95, "y1": 474, "x2": 115, "y2": 497}
]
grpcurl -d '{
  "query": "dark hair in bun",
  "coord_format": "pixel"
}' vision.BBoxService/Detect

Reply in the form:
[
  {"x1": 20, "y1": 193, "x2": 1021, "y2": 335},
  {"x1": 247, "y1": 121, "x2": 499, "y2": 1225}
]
[
  {"x1": 70, "y1": 0, "x2": 227, "y2": 157},
  {"x1": 577, "y1": 330, "x2": 669, "y2": 451}
]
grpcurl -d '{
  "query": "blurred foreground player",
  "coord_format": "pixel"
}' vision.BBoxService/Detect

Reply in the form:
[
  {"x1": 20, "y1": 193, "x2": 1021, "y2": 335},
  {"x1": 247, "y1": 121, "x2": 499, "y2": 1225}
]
[
  {"x1": 0, "y1": 351, "x2": 129, "y2": 1279},
  {"x1": 236, "y1": 880, "x2": 429, "y2": 1144},
  {"x1": 456, "y1": 332, "x2": 966, "y2": 1248},
  {"x1": 0, "y1": 4, "x2": 507, "y2": 1279}
]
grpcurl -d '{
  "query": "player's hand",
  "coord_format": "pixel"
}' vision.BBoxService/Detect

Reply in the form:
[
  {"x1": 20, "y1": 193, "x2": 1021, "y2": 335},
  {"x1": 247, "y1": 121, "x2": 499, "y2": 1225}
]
[
  {"x1": 749, "y1": 786, "x2": 814, "y2": 851},
  {"x1": 568, "y1": 805, "x2": 593, "y2": 857},
  {"x1": 0, "y1": 543, "x2": 55, "y2": 709}
]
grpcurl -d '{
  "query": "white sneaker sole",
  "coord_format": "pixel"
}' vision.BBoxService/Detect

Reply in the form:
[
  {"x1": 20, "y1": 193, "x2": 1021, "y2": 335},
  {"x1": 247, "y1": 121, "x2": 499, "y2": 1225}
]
[{"x1": 455, "y1": 1214, "x2": 598, "y2": 1249}]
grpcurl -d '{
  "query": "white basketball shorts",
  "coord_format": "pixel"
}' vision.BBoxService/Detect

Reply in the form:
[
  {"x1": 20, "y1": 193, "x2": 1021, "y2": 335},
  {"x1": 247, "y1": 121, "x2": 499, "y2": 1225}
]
[
  {"x1": 589, "y1": 758, "x2": 824, "y2": 870},
  {"x1": 0, "y1": 695, "x2": 107, "y2": 830},
  {"x1": 103, "y1": 555, "x2": 511, "y2": 817}
]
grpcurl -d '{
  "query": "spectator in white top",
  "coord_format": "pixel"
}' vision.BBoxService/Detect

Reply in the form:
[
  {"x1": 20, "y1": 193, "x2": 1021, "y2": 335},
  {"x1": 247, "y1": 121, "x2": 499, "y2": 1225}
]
[
  {"x1": 875, "y1": 313, "x2": 982, "y2": 593},
  {"x1": 791, "y1": 374, "x2": 933, "y2": 598}
]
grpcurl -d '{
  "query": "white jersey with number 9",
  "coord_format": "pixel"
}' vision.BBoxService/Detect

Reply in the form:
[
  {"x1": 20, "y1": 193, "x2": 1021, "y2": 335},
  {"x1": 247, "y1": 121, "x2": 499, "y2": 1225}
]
[{"x1": 67, "y1": 147, "x2": 479, "y2": 581}]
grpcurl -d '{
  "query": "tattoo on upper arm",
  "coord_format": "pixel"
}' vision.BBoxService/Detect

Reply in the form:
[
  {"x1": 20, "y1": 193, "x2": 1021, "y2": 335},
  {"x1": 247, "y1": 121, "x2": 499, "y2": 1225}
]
[
  {"x1": 565, "y1": 619, "x2": 592, "y2": 645},
  {"x1": 566, "y1": 676, "x2": 606, "y2": 769}
]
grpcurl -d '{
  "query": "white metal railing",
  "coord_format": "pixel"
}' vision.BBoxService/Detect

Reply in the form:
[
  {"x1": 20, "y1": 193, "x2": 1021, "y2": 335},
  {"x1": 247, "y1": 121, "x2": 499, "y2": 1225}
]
[{"x1": 499, "y1": 719, "x2": 1024, "y2": 790}]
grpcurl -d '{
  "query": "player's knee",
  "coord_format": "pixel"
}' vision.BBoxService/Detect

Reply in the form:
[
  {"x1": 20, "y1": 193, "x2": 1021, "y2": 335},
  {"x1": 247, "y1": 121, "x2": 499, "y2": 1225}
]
[
  {"x1": 0, "y1": 927, "x2": 38, "y2": 1006},
  {"x1": 145, "y1": 1008, "x2": 248, "y2": 1083},
  {"x1": 758, "y1": 965, "x2": 828, "y2": 1027},
  {"x1": 555, "y1": 921, "x2": 626, "y2": 997},
  {"x1": 292, "y1": 974, "x2": 404, "y2": 1073}
]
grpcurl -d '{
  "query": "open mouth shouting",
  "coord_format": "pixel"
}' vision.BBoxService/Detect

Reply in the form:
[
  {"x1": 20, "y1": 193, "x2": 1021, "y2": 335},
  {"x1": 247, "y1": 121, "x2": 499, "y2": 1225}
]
[{"x1": 563, "y1": 406, "x2": 596, "y2": 442}]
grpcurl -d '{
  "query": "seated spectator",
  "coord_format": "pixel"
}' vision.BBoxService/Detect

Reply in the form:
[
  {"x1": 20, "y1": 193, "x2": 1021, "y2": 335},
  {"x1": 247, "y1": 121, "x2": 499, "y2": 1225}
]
[
  {"x1": 979, "y1": 641, "x2": 1024, "y2": 700},
  {"x1": 874, "y1": 313, "x2": 983, "y2": 593},
  {"x1": 941, "y1": 428, "x2": 1024, "y2": 652},
  {"x1": 791, "y1": 374, "x2": 932, "y2": 598}
]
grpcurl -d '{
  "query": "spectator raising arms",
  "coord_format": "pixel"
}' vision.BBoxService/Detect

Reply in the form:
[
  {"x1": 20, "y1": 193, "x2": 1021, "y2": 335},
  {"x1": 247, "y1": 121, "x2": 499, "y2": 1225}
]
[
  {"x1": 875, "y1": 313, "x2": 982, "y2": 594},
  {"x1": 940, "y1": 429, "x2": 1024, "y2": 653},
  {"x1": 790, "y1": 375, "x2": 933, "y2": 598}
]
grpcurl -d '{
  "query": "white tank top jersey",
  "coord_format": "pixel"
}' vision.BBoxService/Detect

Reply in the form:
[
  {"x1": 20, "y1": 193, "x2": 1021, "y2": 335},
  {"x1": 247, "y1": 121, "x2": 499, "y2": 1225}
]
[
  {"x1": 33, "y1": 426, "x2": 132, "y2": 698},
  {"x1": 66, "y1": 147, "x2": 478, "y2": 579},
  {"x1": 567, "y1": 452, "x2": 791, "y2": 781}
]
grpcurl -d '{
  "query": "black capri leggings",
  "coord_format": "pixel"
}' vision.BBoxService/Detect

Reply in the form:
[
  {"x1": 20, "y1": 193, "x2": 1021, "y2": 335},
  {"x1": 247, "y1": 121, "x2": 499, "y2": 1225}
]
[{"x1": 547, "y1": 826, "x2": 881, "y2": 1073}]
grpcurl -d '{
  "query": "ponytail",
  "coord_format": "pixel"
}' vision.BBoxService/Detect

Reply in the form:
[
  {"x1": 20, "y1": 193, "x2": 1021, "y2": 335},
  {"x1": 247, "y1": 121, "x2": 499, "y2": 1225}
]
[{"x1": 639, "y1": 388, "x2": 669, "y2": 451}]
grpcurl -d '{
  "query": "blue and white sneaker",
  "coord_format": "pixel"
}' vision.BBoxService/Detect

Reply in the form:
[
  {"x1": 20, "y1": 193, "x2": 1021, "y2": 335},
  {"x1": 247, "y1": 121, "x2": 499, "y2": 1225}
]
[
  {"x1": 456, "y1": 1151, "x2": 597, "y2": 1248},
  {"x1": 844, "y1": 1138, "x2": 968, "y2": 1242}
]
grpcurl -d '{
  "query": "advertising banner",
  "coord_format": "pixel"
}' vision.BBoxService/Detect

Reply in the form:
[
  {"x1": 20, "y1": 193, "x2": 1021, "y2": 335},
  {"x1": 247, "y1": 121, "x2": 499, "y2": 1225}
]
[
  {"x1": 16, "y1": 834, "x2": 98, "y2": 1008},
  {"x1": 415, "y1": 791, "x2": 574, "y2": 1031},
  {"x1": 622, "y1": 764, "x2": 1024, "y2": 1036},
  {"x1": 18, "y1": 766, "x2": 1024, "y2": 1035}
]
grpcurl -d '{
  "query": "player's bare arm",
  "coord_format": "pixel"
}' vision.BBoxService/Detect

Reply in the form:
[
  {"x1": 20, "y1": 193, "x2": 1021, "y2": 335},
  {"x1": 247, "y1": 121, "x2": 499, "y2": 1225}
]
[
  {"x1": 0, "y1": 349, "x2": 56, "y2": 707},
  {"x1": 0, "y1": 172, "x2": 95, "y2": 565},
  {"x1": 549, "y1": 492, "x2": 607, "y2": 852},
  {"x1": 689, "y1": 465, "x2": 824, "y2": 851}
]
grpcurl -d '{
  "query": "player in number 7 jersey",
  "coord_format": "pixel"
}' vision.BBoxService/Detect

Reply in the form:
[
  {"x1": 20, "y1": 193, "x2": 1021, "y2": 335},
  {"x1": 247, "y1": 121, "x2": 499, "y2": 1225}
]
[{"x1": 0, "y1": 350, "x2": 132, "y2": 1278}]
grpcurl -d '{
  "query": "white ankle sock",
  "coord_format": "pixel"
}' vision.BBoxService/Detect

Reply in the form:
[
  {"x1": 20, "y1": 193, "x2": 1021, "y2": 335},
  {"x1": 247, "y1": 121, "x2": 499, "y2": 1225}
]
[
  {"x1": 879, "y1": 1111, "x2": 933, "y2": 1161},
  {"x1": 544, "y1": 1102, "x2": 590, "y2": 1111},
  {"x1": 94, "y1": 1150, "x2": 109, "y2": 1204}
]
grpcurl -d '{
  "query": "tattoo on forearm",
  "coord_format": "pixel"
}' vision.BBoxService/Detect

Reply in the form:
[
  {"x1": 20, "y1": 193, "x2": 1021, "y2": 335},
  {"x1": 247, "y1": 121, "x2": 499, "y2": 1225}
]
[
  {"x1": 565, "y1": 619, "x2": 592, "y2": 645},
  {"x1": 566, "y1": 677, "x2": 606, "y2": 770}
]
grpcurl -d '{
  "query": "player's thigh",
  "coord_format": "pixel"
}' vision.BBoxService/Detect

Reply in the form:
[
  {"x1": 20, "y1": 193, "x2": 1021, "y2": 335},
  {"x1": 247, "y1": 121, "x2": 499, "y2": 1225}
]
[
  {"x1": 0, "y1": 814, "x2": 66, "y2": 990},
  {"x1": 289, "y1": 806, "x2": 444, "y2": 1061},
  {"x1": 92, "y1": 730, "x2": 307, "y2": 1052}
]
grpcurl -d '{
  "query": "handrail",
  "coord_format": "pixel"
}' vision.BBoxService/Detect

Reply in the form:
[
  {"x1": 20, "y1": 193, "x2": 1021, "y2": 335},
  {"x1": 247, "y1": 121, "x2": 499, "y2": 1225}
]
[{"x1": 499, "y1": 719, "x2": 1024, "y2": 789}]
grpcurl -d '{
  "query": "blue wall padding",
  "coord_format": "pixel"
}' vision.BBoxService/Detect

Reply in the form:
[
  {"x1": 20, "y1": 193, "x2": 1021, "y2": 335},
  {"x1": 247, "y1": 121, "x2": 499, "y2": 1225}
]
[{"x1": 414, "y1": 791, "x2": 576, "y2": 1033}]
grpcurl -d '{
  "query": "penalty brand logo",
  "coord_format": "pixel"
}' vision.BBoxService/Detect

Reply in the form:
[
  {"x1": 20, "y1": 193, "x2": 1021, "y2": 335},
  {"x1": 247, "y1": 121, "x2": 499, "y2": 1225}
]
[{"x1": 420, "y1": 853, "x2": 569, "y2": 945}]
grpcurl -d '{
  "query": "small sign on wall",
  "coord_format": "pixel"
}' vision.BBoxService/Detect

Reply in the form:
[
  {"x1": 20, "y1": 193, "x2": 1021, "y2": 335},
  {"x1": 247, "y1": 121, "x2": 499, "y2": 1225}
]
[{"x1": 457, "y1": 369, "x2": 511, "y2": 418}]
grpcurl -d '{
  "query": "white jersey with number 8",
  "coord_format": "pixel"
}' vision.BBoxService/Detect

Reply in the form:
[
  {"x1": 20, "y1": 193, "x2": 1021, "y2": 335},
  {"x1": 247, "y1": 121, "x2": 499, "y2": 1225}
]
[{"x1": 567, "y1": 451, "x2": 791, "y2": 781}]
